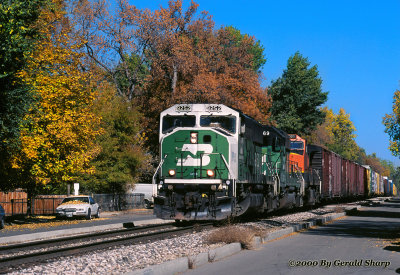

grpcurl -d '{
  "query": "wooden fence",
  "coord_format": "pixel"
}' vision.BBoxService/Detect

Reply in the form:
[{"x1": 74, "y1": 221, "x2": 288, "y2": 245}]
[
  {"x1": 0, "y1": 191, "x2": 28, "y2": 216},
  {"x1": 0, "y1": 192, "x2": 67, "y2": 216},
  {"x1": 0, "y1": 191, "x2": 146, "y2": 216}
]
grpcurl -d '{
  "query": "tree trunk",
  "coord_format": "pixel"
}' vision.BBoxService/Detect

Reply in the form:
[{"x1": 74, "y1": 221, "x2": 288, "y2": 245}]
[{"x1": 171, "y1": 64, "x2": 177, "y2": 94}]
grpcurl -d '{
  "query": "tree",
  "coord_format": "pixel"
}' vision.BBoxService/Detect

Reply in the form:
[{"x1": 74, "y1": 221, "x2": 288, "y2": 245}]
[
  {"x1": 0, "y1": 0, "x2": 45, "y2": 190},
  {"x1": 221, "y1": 26, "x2": 266, "y2": 73},
  {"x1": 307, "y1": 107, "x2": 359, "y2": 161},
  {"x1": 268, "y1": 52, "x2": 328, "y2": 135},
  {"x1": 364, "y1": 153, "x2": 388, "y2": 176},
  {"x1": 383, "y1": 89, "x2": 400, "y2": 156},
  {"x1": 72, "y1": 0, "x2": 271, "y2": 155},
  {"x1": 326, "y1": 108, "x2": 359, "y2": 161},
  {"x1": 76, "y1": 81, "x2": 151, "y2": 194},
  {"x1": 12, "y1": 0, "x2": 102, "y2": 194},
  {"x1": 305, "y1": 107, "x2": 333, "y2": 146}
]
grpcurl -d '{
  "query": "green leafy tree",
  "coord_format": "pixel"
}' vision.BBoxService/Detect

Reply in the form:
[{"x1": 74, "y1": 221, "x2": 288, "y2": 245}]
[
  {"x1": 0, "y1": 0, "x2": 46, "y2": 190},
  {"x1": 383, "y1": 89, "x2": 400, "y2": 156},
  {"x1": 76, "y1": 82, "x2": 151, "y2": 194},
  {"x1": 268, "y1": 52, "x2": 328, "y2": 135},
  {"x1": 221, "y1": 26, "x2": 266, "y2": 73}
]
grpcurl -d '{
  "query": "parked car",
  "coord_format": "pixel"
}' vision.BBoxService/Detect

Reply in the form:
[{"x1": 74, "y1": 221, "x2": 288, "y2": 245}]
[
  {"x1": 0, "y1": 204, "x2": 5, "y2": 229},
  {"x1": 56, "y1": 196, "x2": 100, "y2": 220}
]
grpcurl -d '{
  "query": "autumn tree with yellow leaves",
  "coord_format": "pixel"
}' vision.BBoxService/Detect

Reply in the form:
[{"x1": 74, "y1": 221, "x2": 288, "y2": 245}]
[
  {"x1": 307, "y1": 107, "x2": 358, "y2": 161},
  {"x1": 12, "y1": 0, "x2": 102, "y2": 195},
  {"x1": 308, "y1": 107, "x2": 391, "y2": 174}
]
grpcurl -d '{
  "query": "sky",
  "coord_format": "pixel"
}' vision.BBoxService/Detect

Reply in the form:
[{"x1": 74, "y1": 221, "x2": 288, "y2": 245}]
[{"x1": 130, "y1": 0, "x2": 400, "y2": 165}]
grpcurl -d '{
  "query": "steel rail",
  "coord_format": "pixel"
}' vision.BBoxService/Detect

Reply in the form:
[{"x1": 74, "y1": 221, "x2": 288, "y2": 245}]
[
  {"x1": 0, "y1": 222, "x2": 213, "y2": 273},
  {"x1": 0, "y1": 222, "x2": 175, "y2": 252}
]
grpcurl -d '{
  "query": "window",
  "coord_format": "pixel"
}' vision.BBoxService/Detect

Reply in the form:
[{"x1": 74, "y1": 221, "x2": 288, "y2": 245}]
[
  {"x1": 290, "y1": 141, "x2": 304, "y2": 155},
  {"x1": 200, "y1": 116, "x2": 236, "y2": 134},
  {"x1": 62, "y1": 197, "x2": 89, "y2": 203},
  {"x1": 290, "y1": 141, "x2": 304, "y2": 150},
  {"x1": 203, "y1": 135, "x2": 212, "y2": 143},
  {"x1": 162, "y1": 115, "x2": 196, "y2": 133}
]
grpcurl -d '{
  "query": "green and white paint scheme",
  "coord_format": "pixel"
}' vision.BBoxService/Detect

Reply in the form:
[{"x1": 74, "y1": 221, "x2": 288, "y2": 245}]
[{"x1": 153, "y1": 104, "x2": 303, "y2": 220}]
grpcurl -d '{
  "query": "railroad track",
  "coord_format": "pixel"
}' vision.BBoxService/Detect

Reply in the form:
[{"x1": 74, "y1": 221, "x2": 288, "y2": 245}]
[{"x1": 0, "y1": 222, "x2": 213, "y2": 273}]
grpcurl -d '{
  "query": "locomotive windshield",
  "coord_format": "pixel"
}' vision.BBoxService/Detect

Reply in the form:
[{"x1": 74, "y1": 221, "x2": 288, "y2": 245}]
[
  {"x1": 290, "y1": 141, "x2": 304, "y2": 150},
  {"x1": 200, "y1": 115, "x2": 236, "y2": 134},
  {"x1": 290, "y1": 141, "x2": 304, "y2": 154},
  {"x1": 162, "y1": 115, "x2": 196, "y2": 133}
]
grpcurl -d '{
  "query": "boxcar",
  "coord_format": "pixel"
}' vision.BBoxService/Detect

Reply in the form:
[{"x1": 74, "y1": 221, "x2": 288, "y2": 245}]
[{"x1": 307, "y1": 145, "x2": 344, "y2": 199}]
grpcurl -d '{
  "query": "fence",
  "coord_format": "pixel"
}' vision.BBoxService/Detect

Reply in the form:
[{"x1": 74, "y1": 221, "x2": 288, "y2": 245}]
[
  {"x1": 93, "y1": 194, "x2": 145, "y2": 211},
  {"x1": 0, "y1": 191, "x2": 28, "y2": 216},
  {"x1": 33, "y1": 195, "x2": 66, "y2": 215},
  {"x1": 0, "y1": 192, "x2": 146, "y2": 216}
]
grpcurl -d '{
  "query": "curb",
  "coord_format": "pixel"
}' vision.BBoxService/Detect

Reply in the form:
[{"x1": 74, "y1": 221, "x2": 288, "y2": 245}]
[
  {"x1": 127, "y1": 212, "x2": 347, "y2": 275},
  {"x1": 126, "y1": 257, "x2": 189, "y2": 275}
]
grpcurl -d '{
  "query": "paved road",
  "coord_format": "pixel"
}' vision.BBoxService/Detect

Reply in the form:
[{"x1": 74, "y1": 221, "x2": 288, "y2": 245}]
[
  {"x1": 0, "y1": 209, "x2": 156, "y2": 238},
  {"x1": 186, "y1": 199, "x2": 400, "y2": 275}
]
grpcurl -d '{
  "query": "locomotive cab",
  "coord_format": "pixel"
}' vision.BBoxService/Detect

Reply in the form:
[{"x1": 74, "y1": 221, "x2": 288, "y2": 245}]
[
  {"x1": 153, "y1": 104, "x2": 239, "y2": 220},
  {"x1": 288, "y1": 134, "x2": 308, "y2": 173}
]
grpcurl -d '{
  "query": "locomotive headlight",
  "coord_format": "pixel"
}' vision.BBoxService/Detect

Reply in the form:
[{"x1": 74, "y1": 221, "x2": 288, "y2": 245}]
[
  {"x1": 168, "y1": 185, "x2": 174, "y2": 190},
  {"x1": 190, "y1": 132, "x2": 198, "y2": 144},
  {"x1": 206, "y1": 169, "x2": 214, "y2": 177},
  {"x1": 168, "y1": 169, "x2": 176, "y2": 176}
]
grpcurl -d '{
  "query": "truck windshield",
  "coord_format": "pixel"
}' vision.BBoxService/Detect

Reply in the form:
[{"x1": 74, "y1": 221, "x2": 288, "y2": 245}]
[
  {"x1": 162, "y1": 115, "x2": 196, "y2": 133},
  {"x1": 200, "y1": 116, "x2": 236, "y2": 134}
]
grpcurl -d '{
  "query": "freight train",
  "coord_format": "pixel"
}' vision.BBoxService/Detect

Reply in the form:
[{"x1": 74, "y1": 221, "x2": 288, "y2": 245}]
[{"x1": 152, "y1": 104, "x2": 398, "y2": 221}]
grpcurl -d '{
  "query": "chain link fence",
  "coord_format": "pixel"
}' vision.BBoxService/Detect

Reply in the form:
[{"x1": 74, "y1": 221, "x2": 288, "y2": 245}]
[{"x1": 92, "y1": 194, "x2": 145, "y2": 211}]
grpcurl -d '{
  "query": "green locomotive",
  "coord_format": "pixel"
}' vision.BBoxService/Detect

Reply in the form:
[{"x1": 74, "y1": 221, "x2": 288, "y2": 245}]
[{"x1": 153, "y1": 104, "x2": 304, "y2": 220}]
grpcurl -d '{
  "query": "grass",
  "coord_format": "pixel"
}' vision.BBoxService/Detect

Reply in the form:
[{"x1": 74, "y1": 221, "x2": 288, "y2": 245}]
[
  {"x1": 207, "y1": 225, "x2": 260, "y2": 249},
  {"x1": 2, "y1": 216, "x2": 108, "y2": 231}
]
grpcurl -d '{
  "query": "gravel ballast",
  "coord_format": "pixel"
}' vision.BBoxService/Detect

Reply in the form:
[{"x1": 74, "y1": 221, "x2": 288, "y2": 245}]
[{"x1": 8, "y1": 203, "x2": 358, "y2": 274}]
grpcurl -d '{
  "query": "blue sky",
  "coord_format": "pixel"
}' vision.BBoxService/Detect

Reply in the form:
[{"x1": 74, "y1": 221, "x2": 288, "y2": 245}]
[{"x1": 130, "y1": 0, "x2": 400, "y2": 165}]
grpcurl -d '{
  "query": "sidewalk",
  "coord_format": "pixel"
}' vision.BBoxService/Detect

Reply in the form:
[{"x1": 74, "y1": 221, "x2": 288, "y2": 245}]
[{"x1": 0, "y1": 209, "x2": 170, "y2": 245}]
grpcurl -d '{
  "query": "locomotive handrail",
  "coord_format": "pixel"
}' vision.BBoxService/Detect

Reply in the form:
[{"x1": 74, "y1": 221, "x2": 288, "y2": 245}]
[
  {"x1": 263, "y1": 153, "x2": 279, "y2": 195},
  {"x1": 152, "y1": 154, "x2": 168, "y2": 197},
  {"x1": 293, "y1": 164, "x2": 305, "y2": 195},
  {"x1": 275, "y1": 161, "x2": 280, "y2": 194}
]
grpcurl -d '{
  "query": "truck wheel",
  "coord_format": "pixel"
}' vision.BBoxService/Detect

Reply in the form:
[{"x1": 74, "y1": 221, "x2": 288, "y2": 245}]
[
  {"x1": 86, "y1": 209, "x2": 92, "y2": 220},
  {"x1": 94, "y1": 209, "x2": 100, "y2": 219}
]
